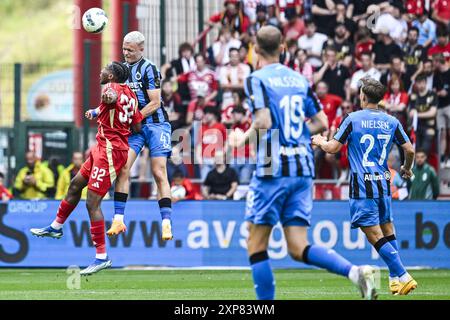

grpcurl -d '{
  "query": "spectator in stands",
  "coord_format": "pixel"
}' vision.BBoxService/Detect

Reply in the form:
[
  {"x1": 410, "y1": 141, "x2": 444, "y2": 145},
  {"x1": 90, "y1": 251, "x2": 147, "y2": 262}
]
[
  {"x1": 315, "y1": 81, "x2": 342, "y2": 127},
  {"x1": 380, "y1": 55, "x2": 411, "y2": 92},
  {"x1": 412, "y1": 58, "x2": 434, "y2": 91},
  {"x1": 203, "y1": 152, "x2": 239, "y2": 200},
  {"x1": 162, "y1": 79, "x2": 185, "y2": 132},
  {"x1": 219, "y1": 47, "x2": 251, "y2": 109},
  {"x1": 276, "y1": 0, "x2": 302, "y2": 26},
  {"x1": 297, "y1": 19, "x2": 328, "y2": 68},
  {"x1": 433, "y1": 55, "x2": 450, "y2": 168},
  {"x1": 183, "y1": 53, "x2": 219, "y2": 125},
  {"x1": 403, "y1": 27, "x2": 427, "y2": 84},
  {"x1": 208, "y1": 0, "x2": 251, "y2": 35},
  {"x1": 329, "y1": 2, "x2": 356, "y2": 40},
  {"x1": 282, "y1": 4, "x2": 306, "y2": 42},
  {"x1": 313, "y1": 46, "x2": 350, "y2": 100},
  {"x1": 354, "y1": 28, "x2": 375, "y2": 69},
  {"x1": 311, "y1": 0, "x2": 336, "y2": 36},
  {"x1": 250, "y1": 3, "x2": 269, "y2": 33},
  {"x1": 432, "y1": 0, "x2": 450, "y2": 28},
  {"x1": 42, "y1": 157, "x2": 64, "y2": 198},
  {"x1": 213, "y1": 26, "x2": 242, "y2": 66},
  {"x1": 382, "y1": 73, "x2": 409, "y2": 128},
  {"x1": 55, "y1": 151, "x2": 87, "y2": 200},
  {"x1": 409, "y1": 149, "x2": 440, "y2": 200},
  {"x1": 373, "y1": 27, "x2": 404, "y2": 72},
  {"x1": 324, "y1": 22, "x2": 354, "y2": 68},
  {"x1": 14, "y1": 151, "x2": 54, "y2": 200},
  {"x1": 163, "y1": 42, "x2": 196, "y2": 103},
  {"x1": 196, "y1": 107, "x2": 227, "y2": 181},
  {"x1": 171, "y1": 170, "x2": 202, "y2": 202},
  {"x1": 412, "y1": 10, "x2": 437, "y2": 48},
  {"x1": 241, "y1": 0, "x2": 264, "y2": 24},
  {"x1": 222, "y1": 91, "x2": 247, "y2": 127},
  {"x1": 290, "y1": 48, "x2": 314, "y2": 86},
  {"x1": 229, "y1": 105, "x2": 254, "y2": 184},
  {"x1": 0, "y1": 172, "x2": 13, "y2": 201},
  {"x1": 409, "y1": 73, "x2": 438, "y2": 155},
  {"x1": 372, "y1": 3, "x2": 408, "y2": 45},
  {"x1": 428, "y1": 26, "x2": 450, "y2": 62},
  {"x1": 239, "y1": 42, "x2": 253, "y2": 70},
  {"x1": 350, "y1": 52, "x2": 381, "y2": 97}
]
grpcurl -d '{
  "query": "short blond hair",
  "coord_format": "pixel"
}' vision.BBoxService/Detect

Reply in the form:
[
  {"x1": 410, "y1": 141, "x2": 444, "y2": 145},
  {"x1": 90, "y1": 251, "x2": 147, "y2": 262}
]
[{"x1": 123, "y1": 31, "x2": 145, "y2": 46}]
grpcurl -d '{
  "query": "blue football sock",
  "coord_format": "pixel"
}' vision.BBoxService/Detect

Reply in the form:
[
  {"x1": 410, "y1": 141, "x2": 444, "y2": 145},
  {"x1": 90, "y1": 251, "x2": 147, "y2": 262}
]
[
  {"x1": 374, "y1": 238, "x2": 406, "y2": 278},
  {"x1": 114, "y1": 192, "x2": 127, "y2": 217},
  {"x1": 385, "y1": 235, "x2": 399, "y2": 277},
  {"x1": 158, "y1": 198, "x2": 172, "y2": 220},
  {"x1": 249, "y1": 251, "x2": 275, "y2": 300},
  {"x1": 303, "y1": 245, "x2": 353, "y2": 277}
]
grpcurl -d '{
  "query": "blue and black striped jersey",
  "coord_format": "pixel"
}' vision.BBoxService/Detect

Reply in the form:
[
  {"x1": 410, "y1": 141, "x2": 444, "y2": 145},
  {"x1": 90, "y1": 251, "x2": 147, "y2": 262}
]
[
  {"x1": 244, "y1": 63, "x2": 323, "y2": 178},
  {"x1": 334, "y1": 109, "x2": 410, "y2": 199},
  {"x1": 125, "y1": 58, "x2": 168, "y2": 124}
]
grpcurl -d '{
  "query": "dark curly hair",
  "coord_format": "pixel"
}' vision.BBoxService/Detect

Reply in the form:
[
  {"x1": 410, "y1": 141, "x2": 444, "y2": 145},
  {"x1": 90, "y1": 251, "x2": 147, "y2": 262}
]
[{"x1": 107, "y1": 61, "x2": 130, "y2": 83}]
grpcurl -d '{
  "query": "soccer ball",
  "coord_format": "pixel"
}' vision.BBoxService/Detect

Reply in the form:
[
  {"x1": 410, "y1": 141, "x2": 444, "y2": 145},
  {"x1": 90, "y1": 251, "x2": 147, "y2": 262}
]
[
  {"x1": 82, "y1": 8, "x2": 108, "y2": 33},
  {"x1": 171, "y1": 185, "x2": 187, "y2": 199}
]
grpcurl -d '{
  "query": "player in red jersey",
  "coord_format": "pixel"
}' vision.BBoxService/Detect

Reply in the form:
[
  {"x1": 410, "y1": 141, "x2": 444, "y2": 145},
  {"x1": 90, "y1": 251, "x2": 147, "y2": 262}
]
[{"x1": 30, "y1": 62, "x2": 143, "y2": 276}]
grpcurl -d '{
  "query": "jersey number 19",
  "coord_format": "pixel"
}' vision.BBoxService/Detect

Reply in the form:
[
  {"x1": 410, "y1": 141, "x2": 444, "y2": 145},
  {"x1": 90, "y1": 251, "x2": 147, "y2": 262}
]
[{"x1": 280, "y1": 95, "x2": 305, "y2": 140}]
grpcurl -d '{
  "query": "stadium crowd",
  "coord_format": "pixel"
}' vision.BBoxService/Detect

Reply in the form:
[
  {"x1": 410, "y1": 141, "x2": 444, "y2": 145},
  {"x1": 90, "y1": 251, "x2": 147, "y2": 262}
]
[{"x1": 4, "y1": 0, "x2": 449, "y2": 201}]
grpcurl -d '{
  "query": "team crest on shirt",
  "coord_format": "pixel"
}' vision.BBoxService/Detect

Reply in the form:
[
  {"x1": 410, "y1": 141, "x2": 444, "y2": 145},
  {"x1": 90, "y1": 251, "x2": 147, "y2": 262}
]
[
  {"x1": 384, "y1": 171, "x2": 391, "y2": 181},
  {"x1": 135, "y1": 72, "x2": 142, "y2": 81}
]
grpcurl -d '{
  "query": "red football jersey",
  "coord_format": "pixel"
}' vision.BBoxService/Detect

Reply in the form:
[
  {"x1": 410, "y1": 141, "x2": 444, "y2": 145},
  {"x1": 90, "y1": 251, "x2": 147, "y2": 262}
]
[{"x1": 96, "y1": 83, "x2": 143, "y2": 151}]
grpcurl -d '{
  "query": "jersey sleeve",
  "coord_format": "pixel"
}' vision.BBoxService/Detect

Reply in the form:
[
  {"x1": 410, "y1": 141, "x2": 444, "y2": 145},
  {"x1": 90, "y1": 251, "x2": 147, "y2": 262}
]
[
  {"x1": 304, "y1": 87, "x2": 323, "y2": 118},
  {"x1": 393, "y1": 121, "x2": 410, "y2": 145},
  {"x1": 333, "y1": 115, "x2": 353, "y2": 144},
  {"x1": 145, "y1": 64, "x2": 162, "y2": 90},
  {"x1": 244, "y1": 76, "x2": 267, "y2": 114}
]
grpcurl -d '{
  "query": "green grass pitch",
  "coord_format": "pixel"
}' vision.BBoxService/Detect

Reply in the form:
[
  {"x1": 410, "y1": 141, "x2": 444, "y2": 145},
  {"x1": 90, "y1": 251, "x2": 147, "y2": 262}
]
[{"x1": 0, "y1": 269, "x2": 449, "y2": 300}]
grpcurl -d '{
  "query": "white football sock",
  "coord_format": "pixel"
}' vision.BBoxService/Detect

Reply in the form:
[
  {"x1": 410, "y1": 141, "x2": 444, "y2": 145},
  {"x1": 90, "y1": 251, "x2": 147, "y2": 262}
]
[
  {"x1": 96, "y1": 253, "x2": 107, "y2": 260},
  {"x1": 50, "y1": 221, "x2": 63, "y2": 230},
  {"x1": 389, "y1": 276, "x2": 399, "y2": 282},
  {"x1": 114, "y1": 214, "x2": 124, "y2": 222},
  {"x1": 399, "y1": 272, "x2": 411, "y2": 282},
  {"x1": 348, "y1": 266, "x2": 359, "y2": 285}
]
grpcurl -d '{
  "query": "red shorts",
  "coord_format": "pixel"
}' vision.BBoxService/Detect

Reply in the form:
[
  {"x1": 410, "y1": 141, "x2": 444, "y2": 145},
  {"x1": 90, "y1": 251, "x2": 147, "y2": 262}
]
[{"x1": 80, "y1": 144, "x2": 128, "y2": 196}]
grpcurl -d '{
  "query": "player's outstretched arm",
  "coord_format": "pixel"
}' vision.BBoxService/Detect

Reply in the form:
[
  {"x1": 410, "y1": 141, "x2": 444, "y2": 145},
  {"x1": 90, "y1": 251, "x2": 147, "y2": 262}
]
[
  {"x1": 399, "y1": 141, "x2": 415, "y2": 179},
  {"x1": 311, "y1": 135, "x2": 342, "y2": 154},
  {"x1": 85, "y1": 107, "x2": 101, "y2": 120}
]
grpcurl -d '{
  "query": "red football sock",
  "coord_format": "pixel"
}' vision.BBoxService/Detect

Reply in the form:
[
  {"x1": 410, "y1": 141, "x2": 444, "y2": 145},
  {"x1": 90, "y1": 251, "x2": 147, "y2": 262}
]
[
  {"x1": 55, "y1": 200, "x2": 76, "y2": 224},
  {"x1": 90, "y1": 220, "x2": 106, "y2": 255}
]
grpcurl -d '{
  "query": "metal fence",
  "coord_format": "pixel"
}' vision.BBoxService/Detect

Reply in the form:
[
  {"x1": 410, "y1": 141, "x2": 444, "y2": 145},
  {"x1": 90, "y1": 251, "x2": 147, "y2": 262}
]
[{"x1": 137, "y1": 0, "x2": 223, "y2": 66}]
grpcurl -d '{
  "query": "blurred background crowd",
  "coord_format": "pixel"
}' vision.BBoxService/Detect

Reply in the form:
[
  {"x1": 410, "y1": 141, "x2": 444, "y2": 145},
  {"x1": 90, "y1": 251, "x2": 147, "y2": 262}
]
[{"x1": 2, "y1": 0, "x2": 449, "y2": 202}]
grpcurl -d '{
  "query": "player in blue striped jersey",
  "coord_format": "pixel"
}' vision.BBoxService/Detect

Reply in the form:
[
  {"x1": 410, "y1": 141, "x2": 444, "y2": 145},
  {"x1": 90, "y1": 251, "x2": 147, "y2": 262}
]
[
  {"x1": 106, "y1": 31, "x2": 173, "y2": 241},
  {"x1": 229, "y1": 26, "x2": 378, "y2": 300},
  {"x1": 312, "y1": 77, "x2": 418, "y2": 295}
]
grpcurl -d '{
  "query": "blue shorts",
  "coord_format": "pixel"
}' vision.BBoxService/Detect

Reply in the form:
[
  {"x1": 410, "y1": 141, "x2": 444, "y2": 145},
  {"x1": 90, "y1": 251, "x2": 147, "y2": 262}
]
[
  {"x1": 245, "y1": 175, "x2": 313, "y2": 227},
  {"x1": 128, "y1": 122, "x2": 172, "y2": 158},
  {"x1": 349, "y1": 197, "x2": 393, "y2": 229}
]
